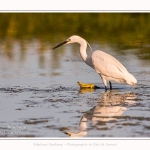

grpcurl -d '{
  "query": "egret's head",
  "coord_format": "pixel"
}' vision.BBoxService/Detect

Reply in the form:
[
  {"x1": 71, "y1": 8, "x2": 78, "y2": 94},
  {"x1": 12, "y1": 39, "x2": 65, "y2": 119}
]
[
  {"x1": 66, "y1": 35, "x2": 82, "y2": 44},
  {"x1": 52, "y1": 35, "x2": 82, "y2": 50}
]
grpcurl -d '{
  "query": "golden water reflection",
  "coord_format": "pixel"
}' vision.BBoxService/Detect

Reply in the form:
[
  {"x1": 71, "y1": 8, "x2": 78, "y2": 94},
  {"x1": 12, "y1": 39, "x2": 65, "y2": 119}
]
[{"x1": 78, "y1": 88, "x2": 95, "y2": 94}]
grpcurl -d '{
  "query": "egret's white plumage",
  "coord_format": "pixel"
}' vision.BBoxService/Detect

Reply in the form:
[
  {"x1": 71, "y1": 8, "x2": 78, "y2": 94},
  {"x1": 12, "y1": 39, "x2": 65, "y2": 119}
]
[{"x1": 52, "y1": 35, "x2": 137, "y2": 91}]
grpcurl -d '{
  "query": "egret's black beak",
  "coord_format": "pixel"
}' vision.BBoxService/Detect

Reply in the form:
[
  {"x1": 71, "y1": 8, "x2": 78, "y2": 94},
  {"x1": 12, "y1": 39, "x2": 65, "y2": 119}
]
[{"x1": 52, "y1": 40, "x2": 68, "y2": 50}]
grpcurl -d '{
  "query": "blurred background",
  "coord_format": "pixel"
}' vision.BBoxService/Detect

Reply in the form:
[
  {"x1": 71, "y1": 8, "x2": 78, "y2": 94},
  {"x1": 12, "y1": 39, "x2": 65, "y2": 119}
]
[{"x1": 0, "y1": 13, "x2": 150, "y2": 60}]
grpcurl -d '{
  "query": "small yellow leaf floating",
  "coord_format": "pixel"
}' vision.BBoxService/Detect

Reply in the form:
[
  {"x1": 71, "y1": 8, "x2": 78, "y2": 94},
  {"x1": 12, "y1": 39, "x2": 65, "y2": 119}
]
[{"x1": 77, "y1": 81, "x2": 95, "y2": 88}]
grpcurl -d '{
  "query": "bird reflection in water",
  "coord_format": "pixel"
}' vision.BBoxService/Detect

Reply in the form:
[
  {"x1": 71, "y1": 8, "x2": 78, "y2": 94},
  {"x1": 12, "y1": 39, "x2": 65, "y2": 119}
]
[{"x1": 62, "y1": 90, "x2": 136, "y2": 137}]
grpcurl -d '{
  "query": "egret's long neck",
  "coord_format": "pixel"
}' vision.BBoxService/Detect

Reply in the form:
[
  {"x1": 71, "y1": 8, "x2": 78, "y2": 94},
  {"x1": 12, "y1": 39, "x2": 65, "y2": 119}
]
[
  {"x1": 79, "y1": 39, "x2": 88, "y2": 62},
  {"x1": 79, "y1": 38, "x2": 93, "y2": 68}
]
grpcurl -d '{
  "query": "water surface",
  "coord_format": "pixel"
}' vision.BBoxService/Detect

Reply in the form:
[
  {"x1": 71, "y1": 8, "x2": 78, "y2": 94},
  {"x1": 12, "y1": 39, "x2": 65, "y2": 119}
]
[{"x1": 0, "y1": 37, "x2": 150, "y2": 138}]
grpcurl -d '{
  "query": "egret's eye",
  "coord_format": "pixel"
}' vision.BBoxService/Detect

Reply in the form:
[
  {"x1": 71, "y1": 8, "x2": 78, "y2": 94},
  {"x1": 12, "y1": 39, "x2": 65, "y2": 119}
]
[{"x1": 68, "y1": 39, "x2": 71, "y2": 42}]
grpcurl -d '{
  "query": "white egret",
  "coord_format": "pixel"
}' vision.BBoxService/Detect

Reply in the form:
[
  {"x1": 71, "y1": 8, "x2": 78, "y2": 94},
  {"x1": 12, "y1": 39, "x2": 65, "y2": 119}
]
[{"x1": 52, "y1": 35, "x2": 137, "y2": 91}]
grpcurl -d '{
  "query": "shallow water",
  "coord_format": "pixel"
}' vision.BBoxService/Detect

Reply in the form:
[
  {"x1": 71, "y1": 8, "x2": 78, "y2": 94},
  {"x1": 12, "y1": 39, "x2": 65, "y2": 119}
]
[{"x1": 0, "y1": 39, "x2": 150, "y2": 138}]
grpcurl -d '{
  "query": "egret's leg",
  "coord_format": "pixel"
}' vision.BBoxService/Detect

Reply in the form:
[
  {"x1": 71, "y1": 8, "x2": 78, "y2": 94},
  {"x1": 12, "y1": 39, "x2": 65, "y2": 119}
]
[
  {"x1": 100, "y1": 75, "x2": 107, "y2": 92},
  {"x1": 109, "y1": 81, "x2": 112, "y2": 90}
]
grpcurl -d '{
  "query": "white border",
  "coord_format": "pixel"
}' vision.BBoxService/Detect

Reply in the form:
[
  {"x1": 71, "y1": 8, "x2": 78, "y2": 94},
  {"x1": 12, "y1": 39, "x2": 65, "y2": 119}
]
[
  {"x1": 1, "y1": 137, "x2": 150, "y2": 150},
  {"x1": 0, "y1": 0, "x2": 150, "y2": 11}
]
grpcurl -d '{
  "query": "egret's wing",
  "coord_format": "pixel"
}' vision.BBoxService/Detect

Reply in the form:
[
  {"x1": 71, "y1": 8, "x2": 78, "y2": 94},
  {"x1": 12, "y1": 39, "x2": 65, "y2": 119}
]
[{"x1": 91, "y1": 50, "x2": 128, "y2": 77}]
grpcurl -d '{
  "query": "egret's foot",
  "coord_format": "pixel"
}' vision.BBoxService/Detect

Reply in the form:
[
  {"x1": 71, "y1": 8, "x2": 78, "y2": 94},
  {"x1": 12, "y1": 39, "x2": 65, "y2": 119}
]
[
  {"x1": 109, "y1": 81, "x2": 112, "y2": 90},
  {"x1": 94, "y1": 85, "x2": 101, "y2": 89}
]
